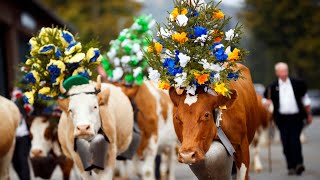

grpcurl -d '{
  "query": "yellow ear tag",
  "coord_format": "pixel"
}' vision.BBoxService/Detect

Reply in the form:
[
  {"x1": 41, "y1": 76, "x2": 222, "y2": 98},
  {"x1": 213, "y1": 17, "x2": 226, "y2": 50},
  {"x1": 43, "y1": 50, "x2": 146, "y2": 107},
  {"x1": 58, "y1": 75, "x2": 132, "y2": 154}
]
[{"x1": 219, "y1": 105, "x2": 227, "y2": 110}]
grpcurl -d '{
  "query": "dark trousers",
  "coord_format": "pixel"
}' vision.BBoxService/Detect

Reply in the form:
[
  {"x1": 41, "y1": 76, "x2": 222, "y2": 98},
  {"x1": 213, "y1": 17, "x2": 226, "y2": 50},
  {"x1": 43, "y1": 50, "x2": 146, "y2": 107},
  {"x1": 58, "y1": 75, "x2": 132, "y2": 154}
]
[
  {"x1": 275, "y1": 114, "x2": 304, "y2": 170},
  {"x1": 12, "y1": 135, "x2": 31, "y2": 180}
]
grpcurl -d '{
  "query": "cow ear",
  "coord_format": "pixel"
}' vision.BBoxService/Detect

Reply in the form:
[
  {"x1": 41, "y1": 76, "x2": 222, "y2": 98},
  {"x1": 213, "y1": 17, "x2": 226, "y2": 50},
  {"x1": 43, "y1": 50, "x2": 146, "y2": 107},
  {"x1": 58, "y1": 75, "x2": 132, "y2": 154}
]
[
  {"x1": 217, "y1": 90, "x2": 238, "y2": 108},
  {"x1": 98, "y1": 89, "x2": 110, "y2": 106},
  {"x1": 57, "y1": 98, "x2": 70, "y2": 112},
  {"x1": 169, "y1": 86, "x2": 181, "y2": 106}
]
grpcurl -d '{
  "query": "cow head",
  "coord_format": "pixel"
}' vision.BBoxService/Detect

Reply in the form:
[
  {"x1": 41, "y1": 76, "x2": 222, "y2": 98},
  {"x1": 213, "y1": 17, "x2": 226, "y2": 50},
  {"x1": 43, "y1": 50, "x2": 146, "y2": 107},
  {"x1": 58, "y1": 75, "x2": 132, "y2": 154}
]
[
  {"x1": 57, "y1": 76, "x2": 110, "y2": 141},
  {"x1": 29, "y1": 116, "x2": 56, "y2": 158},
  {"x1": 169, "y1": 87, "x2": 237, "y2": 164}
]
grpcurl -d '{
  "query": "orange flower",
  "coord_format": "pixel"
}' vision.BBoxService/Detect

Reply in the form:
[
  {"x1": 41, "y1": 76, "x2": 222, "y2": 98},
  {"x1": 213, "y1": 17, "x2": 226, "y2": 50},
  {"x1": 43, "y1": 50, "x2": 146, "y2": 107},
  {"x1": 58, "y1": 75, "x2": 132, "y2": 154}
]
[
  {"x1": 159, "y1": 81, "x2": 170, "y2": 90},
  {"x1": 172, "y1": 32, "x2": 189, "y2": 44},
  {"x1": 154, "y1": 42, "x2": 163, "y2": 54},
  {"x1": 194, "y1": 73, "x2": 209, "y2": 85},
  {"x1": 227, "y1": 48, "x2": 241, "y2": 62},
  {"x1": 213, "y1": 31, "x2": 224, "y2": 42},
  {"x1": 213, "y1": 10, "x2": 225, "y2": 19},
  {"x1": 214, "y1": 37, "x2": 222, "y2": 43}
]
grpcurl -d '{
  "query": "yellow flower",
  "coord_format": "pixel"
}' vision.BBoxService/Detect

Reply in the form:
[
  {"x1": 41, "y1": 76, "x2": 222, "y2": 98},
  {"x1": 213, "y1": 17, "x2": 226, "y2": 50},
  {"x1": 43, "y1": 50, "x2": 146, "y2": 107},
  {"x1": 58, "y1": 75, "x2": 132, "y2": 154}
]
[
  {"x1": 54, "y1": 74, "x2": 65, "y2": 86},
  {"x1": 154, "y1": 42, "x2": 163, "y2": 54},
  {"x1": 26, "y1": 59, "x2": 33, "y2": 65},
  {"x1": 86, "y1": 48, "x2": 102, "y2": 63},
  {"x1": 171, "y1": 8, "x2": 188, "y2": 20},
  {"x1": 214, "y1": 83, "x2": 229, "y2": 96},
  {"x1": 30, "y1": 70, "x2": 40, "y2": 83},
  {"x1": 23, "y1": 91, "x2": 35, "y2": 105},
  {"x1": 227, "y1": 48, "x2": 241, "y2": 62},
  {"x1": 38, "y1": 87, "x2": 50, "y2": 95},
  {"x1": 213, "y1": 10, "x2": 225, "y2": 19},
  {"x1": 172, "y1": 32, "x2": 189, "y2": 44},
  {"x1": 159, "y1": 81, "x2": 170, "y2": 90},
  {"x1": 148, "y1": 46, "x2": 154, "y2": 53},
  {"x1": 67, "y1": 53, "x2": 85, "y2": 63},
  {"x1": 194, "y1": 73, "x2": 209, "y2": 85}
]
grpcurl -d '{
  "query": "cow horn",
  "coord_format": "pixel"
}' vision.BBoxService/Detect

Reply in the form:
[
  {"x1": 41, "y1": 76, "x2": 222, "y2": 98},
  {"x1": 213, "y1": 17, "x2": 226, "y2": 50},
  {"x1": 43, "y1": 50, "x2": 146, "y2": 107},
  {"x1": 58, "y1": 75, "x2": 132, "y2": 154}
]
[
  {"x1": 60, "y1": 81, "x2": 67, "y2": 94},
  {"x1": 175, "y1": 87, "x2": 184, "y2": 95},
  {"x1": 96, "y1": 75, "x2": 101, "y2": 91}
]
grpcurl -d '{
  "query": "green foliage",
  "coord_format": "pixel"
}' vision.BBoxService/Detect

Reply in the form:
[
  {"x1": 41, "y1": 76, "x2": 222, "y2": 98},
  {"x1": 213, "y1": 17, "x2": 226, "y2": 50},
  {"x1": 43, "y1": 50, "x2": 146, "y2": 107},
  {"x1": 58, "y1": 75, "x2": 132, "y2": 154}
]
[
  {"x1": 43, "y1": 0, "x2": 143, "y2": 50},
  {"x1": 241, "y1": 0, "x2": 320, "y2": 88}
]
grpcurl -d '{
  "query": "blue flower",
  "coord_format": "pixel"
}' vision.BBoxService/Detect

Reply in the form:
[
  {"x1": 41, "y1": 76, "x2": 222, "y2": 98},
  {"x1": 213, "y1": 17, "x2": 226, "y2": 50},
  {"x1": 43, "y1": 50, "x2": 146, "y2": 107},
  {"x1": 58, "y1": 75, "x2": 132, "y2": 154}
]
[
  {"x1": 78, "y1": 70, "x2": 90, "y2": 79},
  {"x1": 55, "y1": 47, "x2": 62, "y2": 59},
  {"x1": 214, "y1": 48, "x2": 228, "y2": 62},
  {"x1": 61, "y1": 30, "x2": 75, "y2": 44},
  {"x1": 228, "y1": 72, "x2": 240, "y2": 79},
  {"x1": 88, "y1": 49, "x2": 101, "y2": 63},
  {"x1": 168, "y1": 67, "x2": 183, "y2": 76},
  {"x1": 38, "y1": 94, "x2": 52, "y2": 100},
  {"x1": 47, "y1": 65, "x2": 61, "y2": 83},
  {"x1": 163, "y1": 58, "x2": 176, "y2": 68},
  {"x1": 24, "y1": 72, "x2": 36, "y2": 84},
  {"x1": 175, "y1": 50, "x2": 180, "y2": 61},
  {"x1": 39, "y1": 44, "x2": 55, "y2": 54},
  {"x1": 194, "y1": 26, "x2": 207, "y2": 38},
  {"x1": 188, "y1": 8, "x2": 199, "y2": 17},
  {"x1": 65, "y1": 42, "x2": 81, "y2": 55}
]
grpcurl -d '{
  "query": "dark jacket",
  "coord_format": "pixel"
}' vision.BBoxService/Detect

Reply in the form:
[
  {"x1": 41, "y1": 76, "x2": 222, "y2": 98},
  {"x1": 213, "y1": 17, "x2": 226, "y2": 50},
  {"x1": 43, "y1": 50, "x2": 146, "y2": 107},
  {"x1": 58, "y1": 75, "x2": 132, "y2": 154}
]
[{"x1": 264, "y1": 77, "x2": 307, "y2": 119}]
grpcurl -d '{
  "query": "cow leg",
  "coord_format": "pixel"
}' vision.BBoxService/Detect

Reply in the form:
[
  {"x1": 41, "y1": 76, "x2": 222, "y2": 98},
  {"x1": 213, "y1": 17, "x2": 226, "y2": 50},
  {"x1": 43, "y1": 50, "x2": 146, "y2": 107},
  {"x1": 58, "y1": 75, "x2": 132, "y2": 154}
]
[
  {"x1": 59, "y1": 156, "x2": 74, "y2": 180},
  {"x1": 160, "y1": 151, "x2": 169, "y2": 180},
  {"x1": 251, "y1": 132, "x2": 262, "y2": 173},
  {"x1": 141, "y1": 134, "x2": 158, "y2": 180},
  {"x1": 236, "y1": 138, "x2": 249, "y2": 180},
  {"x1": 168, "y1": 145, "x2": 177, "y2": 180}
]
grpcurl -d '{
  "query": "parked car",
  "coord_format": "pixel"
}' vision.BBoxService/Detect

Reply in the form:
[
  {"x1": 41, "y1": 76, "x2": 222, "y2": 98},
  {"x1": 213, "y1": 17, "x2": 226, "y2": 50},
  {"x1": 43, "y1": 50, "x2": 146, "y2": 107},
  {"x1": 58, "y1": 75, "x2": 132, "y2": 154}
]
[{"x1": 308, "y1": 89, "x2": 320, "y2": 115}]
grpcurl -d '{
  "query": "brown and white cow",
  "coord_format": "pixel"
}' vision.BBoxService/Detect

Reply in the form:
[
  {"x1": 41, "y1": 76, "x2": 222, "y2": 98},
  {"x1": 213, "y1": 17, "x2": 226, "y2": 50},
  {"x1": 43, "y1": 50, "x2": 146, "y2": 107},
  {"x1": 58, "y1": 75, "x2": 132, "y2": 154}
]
[
  {"x1": 250, "y1": 95, "x2": 273, "y2": 173},
  {"x1": 0, "y1": 95, "x2": 20, "y2": 179},
  {"x1": 169, "y1": 64, "x2": 260, "y2": 180},
  {"x1": 28, "y1": 116, "x2": 74, "y2": 180},
  {"x1": 115, "y1": 81, "x2": 177, "y2": 180},
  {"x1": 57, "y1": 76, "x2": 134, "y2": 179}
]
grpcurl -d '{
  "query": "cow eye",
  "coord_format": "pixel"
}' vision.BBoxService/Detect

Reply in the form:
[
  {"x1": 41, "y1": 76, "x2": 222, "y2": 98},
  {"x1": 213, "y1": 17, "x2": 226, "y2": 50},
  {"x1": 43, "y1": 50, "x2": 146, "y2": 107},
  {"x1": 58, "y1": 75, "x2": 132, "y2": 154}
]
[
  {"x1": 205, "y1": 113, "x2": 210, "y2": 118},
  {"x1": 68, "y1": 109, "x2": 72, "y2": 113},
  {"x1": 94, "y1": 106, "x2": 98, "y2": 109}
]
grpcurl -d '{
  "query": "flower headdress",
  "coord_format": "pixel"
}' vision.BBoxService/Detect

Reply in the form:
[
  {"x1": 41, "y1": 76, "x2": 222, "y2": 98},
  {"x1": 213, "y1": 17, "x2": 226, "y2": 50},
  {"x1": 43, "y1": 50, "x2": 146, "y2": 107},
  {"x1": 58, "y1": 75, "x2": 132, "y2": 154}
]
[
  {"x1": 21, "y1": 27, "x2": 102, "y2": 105},
  {"x1": 145, "y1": 0, "x2": 247, "y2": 98},
  {"x1": 102, "y1": 15, "x2": 155, "y2": 86}
]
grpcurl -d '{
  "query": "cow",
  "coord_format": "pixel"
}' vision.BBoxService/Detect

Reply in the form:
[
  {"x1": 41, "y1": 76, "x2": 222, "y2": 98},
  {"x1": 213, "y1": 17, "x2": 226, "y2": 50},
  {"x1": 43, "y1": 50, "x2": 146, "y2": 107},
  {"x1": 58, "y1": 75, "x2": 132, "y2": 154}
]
[
  {"x1": 250, "y1": 95, "x2": 273, "y2": 173},
  {"x1": 168, "y1": 63, "x2": 259, "y2": 180},
  {"x1": 0, "y1": 95, "x2": 20, "y2": 179},
  {"x1": 57, "y1": 76, "x2": 134, "y2": 179},
  {"x1": 27, "y1": 115, "x2": 74, "y2": 180},
  {"x1": 114, "y1": 81, "x2": 177, "y2": 180}
]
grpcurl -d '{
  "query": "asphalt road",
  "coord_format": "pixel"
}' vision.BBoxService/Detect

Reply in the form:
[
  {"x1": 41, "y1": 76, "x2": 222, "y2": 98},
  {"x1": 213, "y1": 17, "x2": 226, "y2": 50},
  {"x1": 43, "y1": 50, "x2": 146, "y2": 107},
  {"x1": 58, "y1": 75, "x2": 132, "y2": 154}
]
[{"x1": 10, "y1": 116, "x2": 320, "y2": 180}]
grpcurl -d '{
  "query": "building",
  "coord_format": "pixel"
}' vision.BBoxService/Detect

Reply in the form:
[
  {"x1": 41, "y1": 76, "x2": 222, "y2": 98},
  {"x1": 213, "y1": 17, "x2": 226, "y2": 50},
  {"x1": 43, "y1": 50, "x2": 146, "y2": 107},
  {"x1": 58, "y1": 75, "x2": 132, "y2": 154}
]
[{"x1": 0, "y1": 0, "x2": 71, "y2": 98}]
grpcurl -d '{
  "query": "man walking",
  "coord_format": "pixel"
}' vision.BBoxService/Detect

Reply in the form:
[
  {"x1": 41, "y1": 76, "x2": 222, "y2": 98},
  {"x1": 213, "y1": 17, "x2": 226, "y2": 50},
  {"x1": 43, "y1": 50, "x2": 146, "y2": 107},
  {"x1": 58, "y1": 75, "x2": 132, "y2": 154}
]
[{"x1": 264, "y1": 62, "x2": 312, "y2": 175}]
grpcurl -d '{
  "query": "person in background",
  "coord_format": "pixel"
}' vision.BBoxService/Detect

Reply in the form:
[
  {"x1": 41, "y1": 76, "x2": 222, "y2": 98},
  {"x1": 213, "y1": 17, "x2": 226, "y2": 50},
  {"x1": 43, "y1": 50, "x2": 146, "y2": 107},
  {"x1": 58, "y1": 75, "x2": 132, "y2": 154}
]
[
  {"x1": 11, "y1": 88, "x2": 32, "y2": 180},
  {"x1": 264, "y1": 62, "x2": 313, "y2": 176}
]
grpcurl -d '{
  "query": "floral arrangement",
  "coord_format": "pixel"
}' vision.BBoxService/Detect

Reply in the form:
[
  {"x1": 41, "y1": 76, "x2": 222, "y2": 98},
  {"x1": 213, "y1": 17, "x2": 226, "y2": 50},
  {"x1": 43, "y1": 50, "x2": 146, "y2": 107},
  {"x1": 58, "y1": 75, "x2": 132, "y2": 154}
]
[
  {"x1": 21, "y1": 27, "x2": 102, "y2": 105},
  {"x1": 102, "y1": 15, "x2": 155, "y2": 86},
  {"x1": 145, "y1": 0, "x2": 247, "y2": 98}
]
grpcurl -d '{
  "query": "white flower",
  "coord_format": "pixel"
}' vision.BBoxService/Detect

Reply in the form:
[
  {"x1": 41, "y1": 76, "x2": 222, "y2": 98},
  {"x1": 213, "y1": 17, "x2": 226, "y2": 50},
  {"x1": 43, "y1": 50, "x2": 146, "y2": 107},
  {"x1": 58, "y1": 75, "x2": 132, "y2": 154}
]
[
  {"x1": 176, "y1": 15, "x2": 188, "y2": 27},
  {"x1": 121, "y1": 56, "x2": 131, "y2": 64},
  {"x1": 136, "y1": 51, "x2": 144, "y2": 60},
  {"x1": 213, "y1": 43, "x2": 224, "y2": 50},
  {"x1": 199, "y1": 59, "x2": 224, "y2": 72},
  {"x1": 148, "y1": 68, "x2": 160, "y2": 82},
  {"x1": 112, "y1": 67, "x2": 124, "y2": 81},
  {"x1": 194, "y1": 35, "x2": 208, "y2": 44},
  {"x1": 157, "y1": 27, "x2": 172, "y2": 38},
  {"x1": 225, "y1": 29, "x2": 238, "y2": 41},
  {"x1": 107, "y1": 49, "x2": 116, "y2": 59},
  {"x1": 204, "y1": 87, "x2": 217, "y2": 96},
  {"x1": 214, "y1": 73, "x2": 220, "y2": 81},
  {"x1": 178, "y1": 53, "x2": 191, "y2": 68},
  {"x1": 174, "y1": 72, "x2": 187, "y2": 87},
  {"x1": 133, "y1": 67, "x2": 142, "y2": 77},
  {"x1": 131, "y1": 22, "x2": 141, "y2": 30},
  {"x1": 132, "y1": 43, "x2": 140, "y2": 53},
  {"x1": 121, "y1": 39, "x2": 132, "y2": 47},
  {"x1": 225, "y1": 46, "x2": 231, "y2": 54},
  {"x1": 113, "y1": 57, "x2": 120, "y2": 66},
  {"x1": 186, "y1": 85, "x2": 197, "y2": 95}
]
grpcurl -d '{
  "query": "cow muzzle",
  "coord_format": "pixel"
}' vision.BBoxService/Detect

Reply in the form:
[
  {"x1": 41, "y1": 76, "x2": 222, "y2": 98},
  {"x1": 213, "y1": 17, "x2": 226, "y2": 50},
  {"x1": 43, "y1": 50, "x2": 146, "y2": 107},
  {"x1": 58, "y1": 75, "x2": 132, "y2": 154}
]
[
  {"x1": 30, "y1": 149, "x2": 45, "y2": 158},
  {"x1": 74, "y1": 124, "x2": 94, "y2": 139},
  {"x1": 178, "y1": 149, "x2": 205, "y2": 164}
]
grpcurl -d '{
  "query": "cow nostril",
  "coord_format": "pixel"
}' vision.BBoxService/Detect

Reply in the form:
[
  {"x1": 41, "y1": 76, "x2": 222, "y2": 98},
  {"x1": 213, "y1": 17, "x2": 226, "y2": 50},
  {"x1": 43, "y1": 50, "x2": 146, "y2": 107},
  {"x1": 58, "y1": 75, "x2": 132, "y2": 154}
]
[
  {"x1": 77, "y1": 126, "x2": 80, "y2": 130},
  {"x1": 86, "y1": 125, "x2": 90, "y2": 130},
  {"x1": 191, "y1": 152, "x2": 196, "y2": 159}
]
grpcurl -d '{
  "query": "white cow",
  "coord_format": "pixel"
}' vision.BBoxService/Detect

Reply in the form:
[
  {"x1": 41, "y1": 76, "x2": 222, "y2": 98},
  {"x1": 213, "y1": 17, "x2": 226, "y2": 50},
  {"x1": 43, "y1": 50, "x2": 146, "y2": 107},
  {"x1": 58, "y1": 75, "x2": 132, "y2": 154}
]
[
  {"x1": 57, "y1": 76, "x2": 133, "y2": 179},
  {"x1": 0, "y1": 96, "x2": 20, "y2": 179}
]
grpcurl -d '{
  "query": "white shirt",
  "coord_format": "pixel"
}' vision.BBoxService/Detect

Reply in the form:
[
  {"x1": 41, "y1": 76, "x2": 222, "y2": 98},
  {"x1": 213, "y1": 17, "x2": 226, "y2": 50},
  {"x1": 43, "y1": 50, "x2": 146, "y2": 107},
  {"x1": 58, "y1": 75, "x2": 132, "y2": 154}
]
[
  {"x1": 16, "y1": 117, "x2": 29, "y2": 137},
  {"x1": 278, "y1": 78, "x2": 311, "y2": 115}
]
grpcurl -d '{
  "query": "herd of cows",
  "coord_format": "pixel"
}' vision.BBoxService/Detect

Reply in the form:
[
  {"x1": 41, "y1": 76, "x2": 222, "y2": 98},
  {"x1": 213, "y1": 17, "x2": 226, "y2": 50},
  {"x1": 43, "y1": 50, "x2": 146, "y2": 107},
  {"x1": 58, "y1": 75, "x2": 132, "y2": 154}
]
[{"x1": 0, "y1": 64, "x2": 275, "y2": 180}]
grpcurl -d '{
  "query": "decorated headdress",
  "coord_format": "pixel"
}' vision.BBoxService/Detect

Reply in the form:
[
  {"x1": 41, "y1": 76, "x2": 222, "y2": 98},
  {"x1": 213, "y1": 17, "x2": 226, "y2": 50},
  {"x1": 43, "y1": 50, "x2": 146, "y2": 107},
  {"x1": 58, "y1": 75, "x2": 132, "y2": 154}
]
[
  {"x1": 145, "y1": 0, "x2": 247, "y2": 98},
  {"x1": 21, "y1": 27, "x2": 102, "y2": 105},
  {"x1": 101, "y1": 14, "x2": 155, "y2": 86}
]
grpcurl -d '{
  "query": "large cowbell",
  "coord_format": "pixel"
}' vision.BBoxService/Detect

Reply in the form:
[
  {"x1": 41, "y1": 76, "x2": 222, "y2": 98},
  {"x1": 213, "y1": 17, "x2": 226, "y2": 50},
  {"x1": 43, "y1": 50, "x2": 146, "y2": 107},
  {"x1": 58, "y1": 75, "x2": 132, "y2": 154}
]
[{"x1": 189, "y1": 141, "x2": 233, "y2": 180}]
